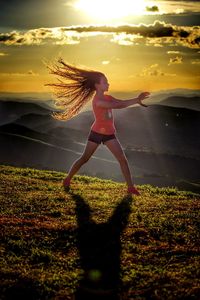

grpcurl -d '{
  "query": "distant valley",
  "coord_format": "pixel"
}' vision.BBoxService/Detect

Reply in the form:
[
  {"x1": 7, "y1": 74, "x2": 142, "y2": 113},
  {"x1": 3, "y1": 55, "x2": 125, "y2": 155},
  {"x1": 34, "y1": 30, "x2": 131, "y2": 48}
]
[{"x1": 0, "y1": 94, "x2": 200, "y2": 192}]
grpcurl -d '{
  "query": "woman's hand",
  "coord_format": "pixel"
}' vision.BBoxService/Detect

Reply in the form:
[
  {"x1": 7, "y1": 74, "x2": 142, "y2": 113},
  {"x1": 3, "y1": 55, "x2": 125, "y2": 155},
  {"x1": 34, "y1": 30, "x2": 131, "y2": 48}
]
[{"x1": 137, "y1": 92, "x2": 150, "y2": 107}]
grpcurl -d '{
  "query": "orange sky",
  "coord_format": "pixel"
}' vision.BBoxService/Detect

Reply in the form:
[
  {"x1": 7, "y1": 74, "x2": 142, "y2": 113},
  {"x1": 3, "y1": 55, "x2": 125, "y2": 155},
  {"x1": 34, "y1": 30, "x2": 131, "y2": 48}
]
[{"x1": 0, "y1": 0, "x2": 199, "y2": 93}]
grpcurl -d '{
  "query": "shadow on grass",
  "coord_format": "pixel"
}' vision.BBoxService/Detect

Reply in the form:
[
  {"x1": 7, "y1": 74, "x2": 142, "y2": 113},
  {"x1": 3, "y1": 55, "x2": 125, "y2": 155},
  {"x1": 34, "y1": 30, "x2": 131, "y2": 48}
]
[
  {"x1": 70, "y1": 192, "x2": 133, "y2": 300},
  {"x1": 2, "y1": 274, "x2": 49, "y2": 300}
]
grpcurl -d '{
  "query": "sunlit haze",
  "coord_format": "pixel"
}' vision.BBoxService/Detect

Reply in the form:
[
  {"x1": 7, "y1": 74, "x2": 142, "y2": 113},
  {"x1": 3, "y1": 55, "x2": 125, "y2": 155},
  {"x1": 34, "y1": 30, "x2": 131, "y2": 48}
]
[
  {"x1": 73, "y1": 0, "x2": 147, "y2": 20},
  {"x1": 0, "y1": 0, "x2": 199, "y2": 93}
]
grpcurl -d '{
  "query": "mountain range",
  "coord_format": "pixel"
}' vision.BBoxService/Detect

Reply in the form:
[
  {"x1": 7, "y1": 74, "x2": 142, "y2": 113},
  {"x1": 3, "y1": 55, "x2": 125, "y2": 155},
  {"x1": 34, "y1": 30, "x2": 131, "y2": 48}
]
[{"x1": 0, "y1": 92, "x2": 200, "y2": 192}]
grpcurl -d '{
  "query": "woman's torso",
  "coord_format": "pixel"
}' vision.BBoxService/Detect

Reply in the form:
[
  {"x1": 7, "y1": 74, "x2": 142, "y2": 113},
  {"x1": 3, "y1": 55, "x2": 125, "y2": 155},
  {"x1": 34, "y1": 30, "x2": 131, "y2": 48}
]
[{"x1": 91, "y1": 94, "x2": 116, "y2": 135}]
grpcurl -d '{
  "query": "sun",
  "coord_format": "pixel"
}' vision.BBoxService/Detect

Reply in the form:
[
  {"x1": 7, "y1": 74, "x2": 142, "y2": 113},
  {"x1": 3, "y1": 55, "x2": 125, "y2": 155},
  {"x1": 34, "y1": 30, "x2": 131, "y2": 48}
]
[{"x1": 73, "y1": 0, "x2": 147, "y2": 20}]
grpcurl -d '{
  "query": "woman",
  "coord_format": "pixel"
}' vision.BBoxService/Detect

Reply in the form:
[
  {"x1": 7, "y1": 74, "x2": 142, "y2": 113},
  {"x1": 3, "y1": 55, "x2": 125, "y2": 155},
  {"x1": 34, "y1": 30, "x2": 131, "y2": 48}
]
[{"x1": 45, "y1": 58, "x2": 150, "y2": 195}]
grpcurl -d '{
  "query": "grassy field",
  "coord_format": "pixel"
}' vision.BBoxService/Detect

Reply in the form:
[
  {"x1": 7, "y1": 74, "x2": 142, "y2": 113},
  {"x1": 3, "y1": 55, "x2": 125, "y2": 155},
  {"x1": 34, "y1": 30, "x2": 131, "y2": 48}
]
[{"x1": 0, "y1": 165, "x2": 199, "y2": 300}]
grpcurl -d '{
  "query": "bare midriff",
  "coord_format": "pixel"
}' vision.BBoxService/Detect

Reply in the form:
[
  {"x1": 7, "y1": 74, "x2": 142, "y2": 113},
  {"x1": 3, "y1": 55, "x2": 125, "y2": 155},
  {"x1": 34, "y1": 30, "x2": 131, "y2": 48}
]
[{"x1": 91, "y1": 95, "x2": 116, "y2": 135}]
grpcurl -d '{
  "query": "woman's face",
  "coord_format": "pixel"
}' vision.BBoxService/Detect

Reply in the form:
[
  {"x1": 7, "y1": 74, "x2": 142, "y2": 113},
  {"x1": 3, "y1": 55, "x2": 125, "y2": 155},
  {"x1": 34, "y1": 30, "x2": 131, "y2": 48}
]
[{"x1": 96, "y1": 75, "x2": 109, "y2": 92}]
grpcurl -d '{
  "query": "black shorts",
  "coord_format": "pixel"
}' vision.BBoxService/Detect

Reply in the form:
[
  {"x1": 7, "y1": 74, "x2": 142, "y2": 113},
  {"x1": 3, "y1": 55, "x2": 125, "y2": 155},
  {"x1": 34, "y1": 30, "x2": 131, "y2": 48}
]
[{"x1": 88, "y1": 130, "x2": 116, "y2": 144}]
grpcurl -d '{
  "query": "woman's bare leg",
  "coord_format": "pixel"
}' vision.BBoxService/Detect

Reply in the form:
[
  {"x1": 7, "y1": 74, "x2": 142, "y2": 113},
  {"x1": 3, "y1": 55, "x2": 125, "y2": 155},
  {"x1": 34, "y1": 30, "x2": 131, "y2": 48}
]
[
  {"x1": 65, "y1": 140, "x2": 99, "y2": 181},
  {"x1": 104, "y1": 138, "x2": 134, "y2": 188}
]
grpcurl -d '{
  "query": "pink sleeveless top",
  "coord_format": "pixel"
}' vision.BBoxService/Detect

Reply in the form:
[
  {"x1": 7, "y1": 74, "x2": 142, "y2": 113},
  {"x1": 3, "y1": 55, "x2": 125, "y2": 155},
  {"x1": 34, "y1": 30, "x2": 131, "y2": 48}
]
[{"x1": 91, "y1": 95, "x2": 116, "y2": 135}]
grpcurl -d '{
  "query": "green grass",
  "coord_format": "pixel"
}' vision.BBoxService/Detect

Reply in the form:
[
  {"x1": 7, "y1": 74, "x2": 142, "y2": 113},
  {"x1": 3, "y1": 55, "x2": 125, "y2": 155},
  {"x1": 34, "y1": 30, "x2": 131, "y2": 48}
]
[{"x1": 0, "y1": 165, "x2": 199, "y2": 299}]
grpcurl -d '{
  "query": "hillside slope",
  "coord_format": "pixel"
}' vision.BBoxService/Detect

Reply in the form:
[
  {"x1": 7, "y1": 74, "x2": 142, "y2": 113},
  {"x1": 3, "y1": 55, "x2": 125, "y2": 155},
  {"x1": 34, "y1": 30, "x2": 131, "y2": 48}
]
[
  {"x1": 1, "y1": 100, "x2": 200, "y2": 192},
  {"x1": 0, "y1": 165, "x2": 199, "y2": 300},
  {"x1": 158, "y1": 96, "x2": 200, "y2": 111}
]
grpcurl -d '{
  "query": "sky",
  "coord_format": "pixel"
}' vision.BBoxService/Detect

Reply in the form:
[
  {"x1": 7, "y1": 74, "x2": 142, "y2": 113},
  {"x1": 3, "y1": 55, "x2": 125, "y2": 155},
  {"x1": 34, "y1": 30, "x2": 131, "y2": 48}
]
[{"x1": 0, "y1": 0, "x2": 200, "y2": 94}]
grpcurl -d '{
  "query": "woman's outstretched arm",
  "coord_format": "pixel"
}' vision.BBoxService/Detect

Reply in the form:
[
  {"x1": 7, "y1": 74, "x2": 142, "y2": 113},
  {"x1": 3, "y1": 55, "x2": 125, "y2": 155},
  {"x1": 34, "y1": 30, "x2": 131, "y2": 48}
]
[{"x1": 96, "y1": 92, "x2": 150, "y2": 109}]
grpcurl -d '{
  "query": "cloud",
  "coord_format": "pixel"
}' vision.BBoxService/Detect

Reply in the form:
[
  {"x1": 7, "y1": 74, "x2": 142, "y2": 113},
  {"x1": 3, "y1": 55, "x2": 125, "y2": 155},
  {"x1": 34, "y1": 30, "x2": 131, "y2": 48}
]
[
  {"x1": 167, "y1": 51, "x2": 180, "y2": 54},
  {"x1": 0, "y1": 71, "x2": 39, "y2": 76},
  {"x1": 102, "y1": 61, "x2": 110, "y2": 65},
  {"x1": 0, "y1": 52, "x2": 9, "y2": 56},
  {"x1": 153, "y1": 43, "x2": 163, "y2": 47},
  {"x1": 67, "y1": 0, "x2": 200, "y2": 15},
  {"x1": 0, "y1": 28, "x2": 80, "y2": 46},
  {"x1": 137, "y1": 64, "x2": 176, "y2": 77},
  {"x1": 147, "y1": 0, "x2": 200, "y2": 15},
  {"x1": 174, "y1": 8, "x2": 185, "y2": 14},
  {"x1": 140, "y1": 64, "x2": 164, "y2": 76},
  {"x1": 0, "y1": 21, "x2": 199, "y2": 49},
  {"x1": 191, "y1": 59, "x2": 200, "y2": 65},
  {"x1": 27, "y1": 70, "x2": 39, "y2": 75},
  {"x1": 65, "y1": 21, "x2": 176, "y2": 37},
  {"x1": 110, "y1": 33, "x2": 138, "y2": 46},
  {"x1": 146, "y1": 6, "x2": 159, "y2": 13},
  {"x1": 168, "y1": 56, "x2": 183, "y2": 65},
  {"x1": 0, "y1": 0, "x2": 200, "y2": 32}
]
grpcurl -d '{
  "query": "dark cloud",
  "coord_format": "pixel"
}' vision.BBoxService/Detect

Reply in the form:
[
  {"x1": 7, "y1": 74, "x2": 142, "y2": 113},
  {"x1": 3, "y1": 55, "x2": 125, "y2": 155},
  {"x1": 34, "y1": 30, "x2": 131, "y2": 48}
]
[
  {"x1": 0, "y1": 0, "x2": 78, "y2": 29},
  {"x1": 0, "y1": 0, "x2": 200, "y2": 30},
  {"x1": 0, "y1": 21, "x2": 199, "y2": 49},
  {"x1": 179, "y1": 29, "x2": 190, "y2": 38},
  {"x1": 64, "y1": 21, "x2": 175, "y2": 37},
  {"x1": 146, "y1": 6, "x2": 159, "y2": 12},
  {"x1": 168, "y1": 56, "x2": 183, "y2": 65},
  {"x1": 62, "y1": 21, "x2": 200, "y2": 48},
  {"x1": 194, "y1": 36, "x2": 200, "y2": 44},
  {"x1": 63, "y1": 21, "x2": 197, "y2": 38}
]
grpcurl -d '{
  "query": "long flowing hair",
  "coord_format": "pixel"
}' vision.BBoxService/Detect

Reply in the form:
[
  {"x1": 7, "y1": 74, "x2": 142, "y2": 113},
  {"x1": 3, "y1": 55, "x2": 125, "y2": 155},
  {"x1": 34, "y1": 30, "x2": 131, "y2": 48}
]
[{"x1": 44, "y1": 57, "x2": 104, "y2": 120}]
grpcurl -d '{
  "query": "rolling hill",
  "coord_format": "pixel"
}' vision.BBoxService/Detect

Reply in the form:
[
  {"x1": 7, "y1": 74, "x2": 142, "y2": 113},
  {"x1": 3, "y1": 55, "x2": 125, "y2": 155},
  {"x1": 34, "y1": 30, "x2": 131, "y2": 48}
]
[
  {"x1": 158, "y1": 96, "x2": 200, "y2": 111},
  {"x1": 0, "y1": 98, "x2": 200, "y2": 192}
]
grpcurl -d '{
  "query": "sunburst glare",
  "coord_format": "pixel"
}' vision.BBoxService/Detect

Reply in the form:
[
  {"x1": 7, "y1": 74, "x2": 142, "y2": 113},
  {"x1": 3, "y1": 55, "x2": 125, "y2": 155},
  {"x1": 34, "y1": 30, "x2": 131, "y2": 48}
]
[{"x1": 73, "y1": 0, "x2": 147, "y2": 20}]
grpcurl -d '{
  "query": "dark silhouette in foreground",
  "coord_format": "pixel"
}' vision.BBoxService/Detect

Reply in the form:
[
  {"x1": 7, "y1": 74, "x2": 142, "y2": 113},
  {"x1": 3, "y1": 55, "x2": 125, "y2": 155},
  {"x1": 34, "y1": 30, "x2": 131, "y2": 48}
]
[{"x1": 70, "y1": 192, "x2": 133, "y2": 300}]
